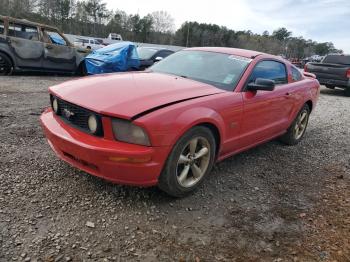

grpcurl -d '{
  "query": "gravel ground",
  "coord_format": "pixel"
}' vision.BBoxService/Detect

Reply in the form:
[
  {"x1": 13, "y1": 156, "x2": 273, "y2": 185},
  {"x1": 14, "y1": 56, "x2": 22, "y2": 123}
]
[{"x1": 0, "y1": 76, "x2": 349, "y2": 262}]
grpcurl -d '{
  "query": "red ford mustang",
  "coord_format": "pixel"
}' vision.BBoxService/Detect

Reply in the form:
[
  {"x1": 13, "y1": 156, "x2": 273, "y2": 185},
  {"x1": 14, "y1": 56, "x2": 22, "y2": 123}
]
[{"x1": 40, "y1": 47, "x2": 320, "y2": 197}]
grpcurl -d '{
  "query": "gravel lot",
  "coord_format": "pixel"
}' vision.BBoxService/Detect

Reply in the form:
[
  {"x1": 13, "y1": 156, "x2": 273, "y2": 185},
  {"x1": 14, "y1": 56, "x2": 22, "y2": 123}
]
[{"x1": 0, "y1": 76, "x2": 349, "y2": 262}]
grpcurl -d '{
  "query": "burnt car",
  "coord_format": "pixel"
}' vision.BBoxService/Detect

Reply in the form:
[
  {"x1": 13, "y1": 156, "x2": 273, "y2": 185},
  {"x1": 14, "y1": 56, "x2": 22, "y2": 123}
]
[
  {"x1": 0, "y1": 16, "x2": 89, "y2": 76},
  {"x1": 137, "y1": 46, "x2": 174, "y2": 70}
]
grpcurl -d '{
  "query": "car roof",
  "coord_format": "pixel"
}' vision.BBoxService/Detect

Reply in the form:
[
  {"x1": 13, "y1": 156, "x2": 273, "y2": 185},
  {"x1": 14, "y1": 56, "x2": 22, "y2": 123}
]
[
  {"x1": 185, "y1": 47, "x2": 266, "y2": 59},
  {"x1": 0, "y1": 15, "x2": 59, "y2": 31},
  {"x1": 138, "y1": 46, "x2": 172, "y2": 51}
]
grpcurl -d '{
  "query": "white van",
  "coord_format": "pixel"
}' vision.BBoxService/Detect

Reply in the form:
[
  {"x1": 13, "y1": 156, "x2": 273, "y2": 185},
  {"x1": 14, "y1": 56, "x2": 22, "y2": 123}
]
[{"x1": 107, "y1": 33, "x2": 123, "y2": 41}]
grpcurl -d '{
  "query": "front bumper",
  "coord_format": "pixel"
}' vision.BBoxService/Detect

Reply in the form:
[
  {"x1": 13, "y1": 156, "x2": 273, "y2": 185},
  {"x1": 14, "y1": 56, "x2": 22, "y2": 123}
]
[{"x1": 40, "y1": 109, "x2": 170, "y2": 186}]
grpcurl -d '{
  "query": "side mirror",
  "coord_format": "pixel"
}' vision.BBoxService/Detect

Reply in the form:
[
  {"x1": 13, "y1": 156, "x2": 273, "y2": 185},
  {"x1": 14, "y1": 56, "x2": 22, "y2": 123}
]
[
  {"x1": 247, "y1": 78, "x2": 275, "y2": 91},
  {"x1": 154, "y1": 57, "x2": 163, "y2": 62}
]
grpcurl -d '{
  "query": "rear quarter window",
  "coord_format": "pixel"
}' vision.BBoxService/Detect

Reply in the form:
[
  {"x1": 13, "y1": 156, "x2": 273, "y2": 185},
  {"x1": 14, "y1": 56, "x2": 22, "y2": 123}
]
[
  {"x1": 0, "y1": 20, "x2": 4, "y2": 34},
  {"x1": 291, "y1": 66, "x2": 303, "y2": 82}
]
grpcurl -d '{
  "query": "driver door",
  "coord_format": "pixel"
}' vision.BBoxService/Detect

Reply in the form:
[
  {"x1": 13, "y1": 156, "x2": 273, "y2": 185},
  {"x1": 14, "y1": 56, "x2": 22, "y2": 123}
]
[
  {"x1": 41, "y1": 28, "x2": 77, "y2": 72},
  {"x1": 239, "y1": 60, "x2": 295, "y2": 147}
]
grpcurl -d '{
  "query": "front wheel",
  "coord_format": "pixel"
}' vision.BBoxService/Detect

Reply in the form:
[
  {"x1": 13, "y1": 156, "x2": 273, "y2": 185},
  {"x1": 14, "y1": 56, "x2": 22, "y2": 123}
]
[
  {"x1": 158, "y1": 126, "x2": 216, "y2": 197},
  {"x1": 280, "y1": 104, "x2": 310, "y2": 145}
]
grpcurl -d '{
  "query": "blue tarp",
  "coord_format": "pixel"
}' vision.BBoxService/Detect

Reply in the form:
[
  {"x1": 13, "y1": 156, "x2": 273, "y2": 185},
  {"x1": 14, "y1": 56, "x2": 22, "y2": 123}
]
[
  {"x1": 49, "y1": 34, "x2": 66, "y2": 46},
  {"x1": 85, "y1": 42, "x2": 140, "y2": 75}
]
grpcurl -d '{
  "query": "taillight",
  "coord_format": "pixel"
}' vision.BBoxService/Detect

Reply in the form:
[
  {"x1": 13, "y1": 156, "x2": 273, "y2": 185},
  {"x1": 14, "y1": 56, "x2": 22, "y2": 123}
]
[
  {"x1": 304, "y1": 64, "x2": 308, "y2": 72},
  {"x1": 346, "y1": 69, "x2": 350, "y2": 78}
]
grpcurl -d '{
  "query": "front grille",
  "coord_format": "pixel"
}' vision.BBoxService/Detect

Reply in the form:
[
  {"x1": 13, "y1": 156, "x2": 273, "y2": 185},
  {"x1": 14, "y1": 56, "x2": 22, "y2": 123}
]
[{"x1": 51, "y1": 95, "x2": 104, "y2": 137}]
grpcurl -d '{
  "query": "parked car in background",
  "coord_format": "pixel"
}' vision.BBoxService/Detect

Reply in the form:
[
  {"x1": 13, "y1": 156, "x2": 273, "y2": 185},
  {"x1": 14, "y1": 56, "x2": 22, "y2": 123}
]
[
  {"x1": 0, "y1": 16, "x2": 88, "y2": 75},
  {"x1": 137, "y1": 46, "x2": 174, "y2": 70},
  {"x1": 41, "y1": 47, "x2": 320, "y2": 197},
  {"x1": 305, "y1": 54, "x2": 350, "y2": 96},
  {"x1": 74, "y1": 38, "x2": 105, "y2": 50},
  {"x1": 85, "y1": 42, "x2": 140, "y2": 74},
  {"x1": 108, "y1": 33, "x2": 123, "y2": 41},
  {"x1": 289, "y1": 58, "x2": 303, "y2": 68},
  {"x1": 94, "y1": 38, "x2": 108, "y2": 46}
]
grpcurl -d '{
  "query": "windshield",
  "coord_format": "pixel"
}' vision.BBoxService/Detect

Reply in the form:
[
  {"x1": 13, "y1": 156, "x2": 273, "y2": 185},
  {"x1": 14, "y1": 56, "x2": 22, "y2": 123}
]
[
  {"x1": 137, "y1": 47, "x2": 159, "y2": 60},
  {"x1": 323, "y1": 55, "x2": 350, "y2": 65},
  {"x1": 150, "y1": 50, "x2": 251, "y2": 90}
]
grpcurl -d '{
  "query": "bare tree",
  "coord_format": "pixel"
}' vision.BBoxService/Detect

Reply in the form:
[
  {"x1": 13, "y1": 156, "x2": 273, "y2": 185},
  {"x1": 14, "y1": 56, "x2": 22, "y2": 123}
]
[{"x1": 150, "y1": 10, "x2": 175, "y2": 33}]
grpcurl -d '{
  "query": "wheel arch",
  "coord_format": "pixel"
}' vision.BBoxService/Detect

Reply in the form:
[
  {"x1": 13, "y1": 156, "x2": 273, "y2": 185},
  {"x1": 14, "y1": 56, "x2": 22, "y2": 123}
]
[
  {"x1": 305, "y1": 100, "x2": 313, "y2": 112},
  {"x1": 195, "y1": 122, "x2": 221, "y2": 158},
  {"x1": 162, "y1": 107, "x2": 226, "y2": 158},
  {"x1": 0, "y1": 50, "x2": 15, "y2": 68}
]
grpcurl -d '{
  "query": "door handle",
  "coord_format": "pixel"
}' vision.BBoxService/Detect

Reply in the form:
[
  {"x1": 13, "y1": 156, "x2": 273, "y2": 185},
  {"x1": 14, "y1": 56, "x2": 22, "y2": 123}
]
[
  {"x1": 46, "y1": 45, "x2": 53, "y2": 50},
  {"x1": 284, "y1": 92, "x2": 292, "y2": 98}
]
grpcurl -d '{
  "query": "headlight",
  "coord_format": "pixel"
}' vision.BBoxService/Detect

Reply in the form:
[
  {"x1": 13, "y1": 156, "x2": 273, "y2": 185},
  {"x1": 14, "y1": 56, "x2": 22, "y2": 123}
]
[
  {"x1": 112, "y1": 119, "x2": 150, "y2": 146},
  {"x1": 52, "y1": 98, "x2": 59, "y2": 114},
  {"x1": 88, "y1": 114, "x2": 98, "y2": 134}
]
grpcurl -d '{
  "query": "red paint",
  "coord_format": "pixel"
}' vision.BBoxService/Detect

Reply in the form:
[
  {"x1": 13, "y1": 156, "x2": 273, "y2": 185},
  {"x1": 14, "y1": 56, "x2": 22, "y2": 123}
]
[
  {"x1": 41, "y1": 47, "x2": 320, "y2": 186},
  {"x1": 346, "y1": 69, "x2": 350, "y2": 78}
]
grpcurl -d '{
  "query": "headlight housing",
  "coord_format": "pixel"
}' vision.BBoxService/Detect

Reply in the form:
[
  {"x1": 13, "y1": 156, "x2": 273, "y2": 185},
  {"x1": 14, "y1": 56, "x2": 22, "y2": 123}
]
[{"x1": 112, "y1": 119, "x2": 150, "y2": 146}]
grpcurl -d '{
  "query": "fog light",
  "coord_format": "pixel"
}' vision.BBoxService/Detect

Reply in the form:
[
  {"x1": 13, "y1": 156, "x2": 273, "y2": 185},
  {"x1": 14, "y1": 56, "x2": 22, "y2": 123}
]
[{"x1": 88, "y1": 114, "x2": 98, "y2": 133}]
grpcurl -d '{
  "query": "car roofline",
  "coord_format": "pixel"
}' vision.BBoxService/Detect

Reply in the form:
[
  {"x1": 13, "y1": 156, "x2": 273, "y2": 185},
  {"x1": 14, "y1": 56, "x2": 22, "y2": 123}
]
[{"x1": 0, "y1": 15, "x2": 60, "y2": 32}]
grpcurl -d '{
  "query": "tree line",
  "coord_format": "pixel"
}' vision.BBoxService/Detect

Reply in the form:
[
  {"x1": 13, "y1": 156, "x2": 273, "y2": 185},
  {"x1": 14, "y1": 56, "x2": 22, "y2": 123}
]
[{"x1": 0, "y1": 0, "x2": 342, "y2": 58}]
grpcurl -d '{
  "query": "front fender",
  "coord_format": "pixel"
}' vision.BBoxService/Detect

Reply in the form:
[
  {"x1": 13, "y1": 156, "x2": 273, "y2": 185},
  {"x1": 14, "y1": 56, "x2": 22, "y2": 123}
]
[{"x1": 138, "y1": 106, "x2": 226, "y2": 148}]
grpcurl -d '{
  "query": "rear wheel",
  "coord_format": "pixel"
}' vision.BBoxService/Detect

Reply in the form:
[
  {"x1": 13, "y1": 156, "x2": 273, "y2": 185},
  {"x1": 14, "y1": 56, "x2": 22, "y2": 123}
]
[
  {"x1": 0, "y1": 53, "x2": 13, "y2": 76},
  {"x1": 158, "y1": 126, "x2": 216, "y2": 197},
  {"x1": 280, "y1": 104, "x2": 310, "y2": 145}
]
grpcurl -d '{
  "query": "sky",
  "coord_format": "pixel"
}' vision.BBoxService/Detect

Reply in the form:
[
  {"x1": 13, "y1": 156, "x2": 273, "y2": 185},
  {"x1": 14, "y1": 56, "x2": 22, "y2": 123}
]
[{"x1": 104, "y1": 0, "x2": 350, "y2": 53}]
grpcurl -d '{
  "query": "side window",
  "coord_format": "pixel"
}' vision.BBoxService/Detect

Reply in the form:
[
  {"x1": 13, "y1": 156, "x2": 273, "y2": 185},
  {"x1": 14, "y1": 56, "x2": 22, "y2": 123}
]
[
  {"x1": 0, "y1": 20, "x2": 4, "y2": 35},
  {"x1": 248, "y1": 60, "x2": 288, "y2": 85},
  {"x1": 46, "y1": 31, "x2": 67, "y2": 46},
  {"x1": 160, "y1": 51, "x2": 173, "y2": 58},
  {"x1": 291, "y1": 66, "x2": 303, "y2": 82},
  {"x1": 156, "y1": 51, "x2": 172, "y2": 59},
  {"x1": 8, "y1": 23, "x2": 39, "y2": 41}
]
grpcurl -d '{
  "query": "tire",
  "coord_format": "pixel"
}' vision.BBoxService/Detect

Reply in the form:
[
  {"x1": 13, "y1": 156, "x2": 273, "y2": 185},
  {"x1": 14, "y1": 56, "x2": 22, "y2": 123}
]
[
  {"x1": 280, "y1": 104, "x2": 310, "y2": 146},
  {"x1": 325, "y1": 84, "x2": 335, "y2": 89},
  {"x1": 158, "y1": 126, "x2": 216, "y2": 197},
  {"x1": 0, "y1": 52, "x2": 13, "y2": 76},
  {"x1": 77, "y1": 61, "x2": 87, "y2": 76}
]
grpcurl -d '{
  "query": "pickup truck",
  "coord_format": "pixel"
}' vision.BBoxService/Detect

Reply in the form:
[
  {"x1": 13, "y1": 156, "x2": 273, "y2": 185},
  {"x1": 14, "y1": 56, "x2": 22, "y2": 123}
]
[
  {"x1": 304, "y1": 54, "x2": 350, "y2": 96},
  {"x1": 74, "y1": 38, "x2": 105, "y2": 51}
]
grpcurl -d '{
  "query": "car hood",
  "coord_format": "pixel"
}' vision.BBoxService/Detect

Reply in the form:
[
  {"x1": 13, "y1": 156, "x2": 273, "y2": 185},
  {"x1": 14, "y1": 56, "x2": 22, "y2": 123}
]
[{"x1": 49, "y1": 72, "x2": 225, "y2": 119}]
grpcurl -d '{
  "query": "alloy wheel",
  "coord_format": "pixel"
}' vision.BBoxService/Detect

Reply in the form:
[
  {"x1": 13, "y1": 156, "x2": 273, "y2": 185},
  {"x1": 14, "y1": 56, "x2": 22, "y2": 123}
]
[
  {"x1": 294, "y1": 110, "x2": 308, "y2": 140},
  {"x1": 176, "y1": 136, "x2": 211, "y2": 188}
]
